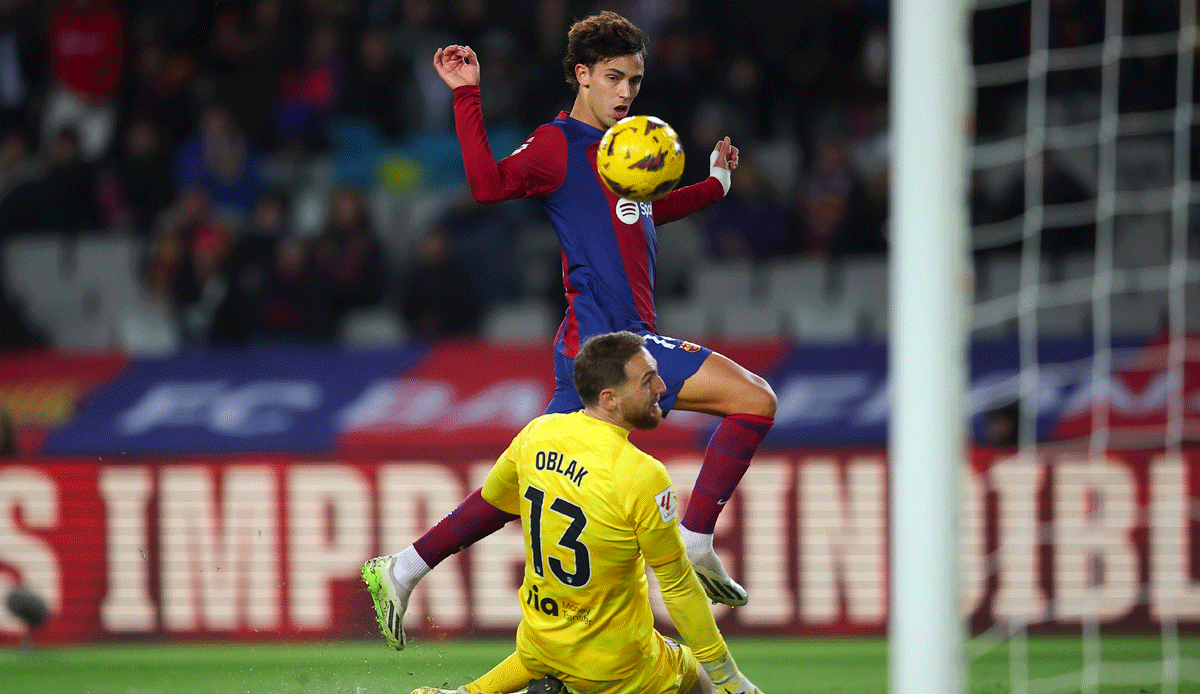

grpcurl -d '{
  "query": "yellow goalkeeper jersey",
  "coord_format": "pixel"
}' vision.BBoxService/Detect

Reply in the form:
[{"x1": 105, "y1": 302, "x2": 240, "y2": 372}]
[{"x1": 481, "y1": 411, "x2": 722, "y2": 681}]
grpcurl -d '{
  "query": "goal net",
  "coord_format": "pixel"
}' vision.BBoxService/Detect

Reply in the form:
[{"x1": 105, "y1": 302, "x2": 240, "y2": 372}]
[{"x1": 968, "y1": 0, "x2": 1200, "y2": 692}]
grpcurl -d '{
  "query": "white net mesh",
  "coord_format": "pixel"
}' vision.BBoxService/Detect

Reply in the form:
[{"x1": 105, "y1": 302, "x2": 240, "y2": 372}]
[{"x1": 969, "y1": 0, "x2": 1200, "y2": 691}]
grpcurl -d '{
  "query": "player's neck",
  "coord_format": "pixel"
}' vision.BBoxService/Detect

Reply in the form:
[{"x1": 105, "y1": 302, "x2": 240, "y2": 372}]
[
  {"x1": 582, "y1": 406, "x2": 630, "y2": 432},
  {"x1": 568, "y1": 93, "x2": 604, "y2": 131}
]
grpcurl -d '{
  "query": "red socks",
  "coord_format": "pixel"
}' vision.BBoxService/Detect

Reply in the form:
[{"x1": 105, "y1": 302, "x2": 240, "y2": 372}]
[
  {"x1": 682, "y1": 413, "x2": 774, "y2": 534},
  {"x1": 412, "y1": 487, "x2": 518, "y2": 568}
]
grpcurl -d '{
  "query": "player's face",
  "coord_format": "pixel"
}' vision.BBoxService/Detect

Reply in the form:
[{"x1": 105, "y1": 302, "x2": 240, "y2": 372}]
[
  {"x1": 580, "y1": 54, "x2": 644, "y2": 130},
  {"x1": 614, "y1": 348, "x2": 666, "y2": 431}
]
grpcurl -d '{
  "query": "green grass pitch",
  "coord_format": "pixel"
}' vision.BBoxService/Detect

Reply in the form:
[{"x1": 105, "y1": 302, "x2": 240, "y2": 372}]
[{"x1": 3, "y1": 636, "x2": 1198, "y2": 693}]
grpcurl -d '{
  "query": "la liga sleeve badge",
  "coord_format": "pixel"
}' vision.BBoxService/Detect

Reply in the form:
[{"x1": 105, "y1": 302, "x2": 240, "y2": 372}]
[{"x1": 654, "y1": 487, "x2": 678, "y2": 523}]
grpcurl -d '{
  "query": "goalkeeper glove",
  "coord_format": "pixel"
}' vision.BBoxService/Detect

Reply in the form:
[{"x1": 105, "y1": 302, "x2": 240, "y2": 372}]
[{"x1": 700, "y1": 651, "x2": 764, "y2": 694}]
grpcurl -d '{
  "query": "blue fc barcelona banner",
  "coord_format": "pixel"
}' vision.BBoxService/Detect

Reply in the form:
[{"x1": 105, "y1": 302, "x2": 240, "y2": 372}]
[
  {"x1": 39, "y1": 347, "x2": 424, "y2": 455},
  {"x1": 21, "y1": 333, "x2": 1194, "y2": 456}
]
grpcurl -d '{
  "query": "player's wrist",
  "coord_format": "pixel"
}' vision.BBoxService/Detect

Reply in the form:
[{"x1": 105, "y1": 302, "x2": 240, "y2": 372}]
[{"x1": 708, "y1": 149, "x2": 732, "y2": 195}]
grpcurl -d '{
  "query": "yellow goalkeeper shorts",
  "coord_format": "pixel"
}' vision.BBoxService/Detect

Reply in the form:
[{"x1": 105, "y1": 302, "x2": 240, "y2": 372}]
[{"x1": 536, "y1": 631, "x2": 700, "y2": 694}]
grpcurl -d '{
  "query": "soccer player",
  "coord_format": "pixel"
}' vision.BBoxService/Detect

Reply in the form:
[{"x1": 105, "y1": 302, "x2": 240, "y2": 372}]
[
  {"x1": 367, "y1": 11, "x2": 777, "y2": 648},
  {"x1": 390, "y1": 332, "x2": 763, "y2": 694}
]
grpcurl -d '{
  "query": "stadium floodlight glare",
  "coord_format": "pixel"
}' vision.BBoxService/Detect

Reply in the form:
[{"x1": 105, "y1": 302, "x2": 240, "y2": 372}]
[{"x1": 889, "y1": 1, "x2": 970, "y2": 694}]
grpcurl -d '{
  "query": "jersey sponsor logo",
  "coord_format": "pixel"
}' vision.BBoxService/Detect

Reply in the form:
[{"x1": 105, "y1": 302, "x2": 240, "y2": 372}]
[
  {"x1": 614, "y1": 198, "x2": 653, "y2": 225},
  {"x1": 655, "y1": 487, "x2": 678, "y2": 523},
  {"x1": 525, "y1": 584, "x2": 559, "y2": 616}
]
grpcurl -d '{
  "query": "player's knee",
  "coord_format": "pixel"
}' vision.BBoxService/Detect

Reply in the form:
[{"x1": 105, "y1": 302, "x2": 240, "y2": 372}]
[{"x1": 743, "y1": 375, "x2": 777, "y2": 418}]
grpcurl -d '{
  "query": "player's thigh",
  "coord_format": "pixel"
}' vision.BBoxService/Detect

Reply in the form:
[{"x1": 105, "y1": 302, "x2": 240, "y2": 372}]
[
  {"x1": 673, "y1": 349, "x2": 777, "y2": 418},
  {"x1": 638, "y1": 333, "x2": 712, "y2": 415},
  {"x1": 557, "y1": 633, "x2": 699, "y2": 694}
]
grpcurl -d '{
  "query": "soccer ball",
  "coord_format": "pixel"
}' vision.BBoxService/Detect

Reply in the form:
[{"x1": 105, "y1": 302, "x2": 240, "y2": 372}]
[{"x1": 595, "y1": 115, "x2": 685, "y2": 203}]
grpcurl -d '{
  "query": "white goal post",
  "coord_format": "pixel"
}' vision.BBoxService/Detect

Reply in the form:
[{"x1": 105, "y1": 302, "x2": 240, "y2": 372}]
[{"x1": 889, "y1": 2, "x2": 971, "y2": 694}]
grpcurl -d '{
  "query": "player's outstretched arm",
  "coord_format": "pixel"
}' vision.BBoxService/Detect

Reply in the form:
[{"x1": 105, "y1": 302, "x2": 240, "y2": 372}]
[
  {"x1": 652, "y1": 137, "x2": 739, "y2": 225},
  {"x1": 646, "y1": 551, "x2": 764, "y2": 693},
  {"x1": 433, "y1": 44, "x2": 480, "y2": 89},
  {"x1": 440, "y1": 44, "x2": 566, "y2": 203}
]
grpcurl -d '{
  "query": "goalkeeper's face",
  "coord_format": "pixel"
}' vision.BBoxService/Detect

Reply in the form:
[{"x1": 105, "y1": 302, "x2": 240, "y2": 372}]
[{"x1": 614, "y1": 348, "x2": 666, "y2": 431}]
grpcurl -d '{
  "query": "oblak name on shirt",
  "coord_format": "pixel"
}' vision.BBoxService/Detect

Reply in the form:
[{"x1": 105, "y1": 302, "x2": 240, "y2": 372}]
[{"x1": 534, "y1": 449, "x2": 589, "y2": 486}]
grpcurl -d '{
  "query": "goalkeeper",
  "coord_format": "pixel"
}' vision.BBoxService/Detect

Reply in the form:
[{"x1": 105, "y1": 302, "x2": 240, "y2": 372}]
[{"x1": 390, "y1": 331, "x2": 762, "y2": 694}]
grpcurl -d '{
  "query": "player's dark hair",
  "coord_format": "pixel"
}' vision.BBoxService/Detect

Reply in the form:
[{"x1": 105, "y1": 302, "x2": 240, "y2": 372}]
[
  {"x1": 562, "y1": 11, "x2": 647, "y2": 91},
  {"x1": 573, "y1": 331, "x2": 647, "y2": 407}
]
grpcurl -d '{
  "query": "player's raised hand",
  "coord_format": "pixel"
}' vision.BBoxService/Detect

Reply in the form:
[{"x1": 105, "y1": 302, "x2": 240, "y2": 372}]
[
  {"x1": 708, "y1": 137, "x2": 738, "y2": 195},
  {"x1": 711, "y1": 137, "x2": 739, "y2": 171},
  {"x1": 433, "y1": 44, "x2": 480, "y2": 89}
]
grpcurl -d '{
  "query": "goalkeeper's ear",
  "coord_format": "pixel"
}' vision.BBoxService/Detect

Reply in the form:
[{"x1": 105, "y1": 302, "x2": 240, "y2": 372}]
[{"x1": 709, "y1": 146, "x2": 732, "y2": 196}]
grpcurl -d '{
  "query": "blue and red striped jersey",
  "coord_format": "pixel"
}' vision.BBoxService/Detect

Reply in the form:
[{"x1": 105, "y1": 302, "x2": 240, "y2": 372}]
[{"x1": 452, "y1": 85, "x2": 724, "y2": 358}]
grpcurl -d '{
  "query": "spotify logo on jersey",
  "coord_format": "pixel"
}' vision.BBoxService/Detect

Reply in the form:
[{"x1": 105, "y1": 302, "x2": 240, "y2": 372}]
[{"x1": 615, "y1": 198, "x2": 651, "y2": 225}]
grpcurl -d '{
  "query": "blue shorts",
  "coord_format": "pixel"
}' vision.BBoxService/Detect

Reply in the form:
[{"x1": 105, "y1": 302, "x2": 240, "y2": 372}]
[{"x1": 545, "y1": 332, "x2": 713, "y2": 416}]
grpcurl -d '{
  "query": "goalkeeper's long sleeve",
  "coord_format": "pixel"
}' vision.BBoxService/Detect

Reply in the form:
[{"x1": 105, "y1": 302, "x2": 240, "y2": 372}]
[{"x1": 648, "y1": 552, "x2": 729, "y2": 664}]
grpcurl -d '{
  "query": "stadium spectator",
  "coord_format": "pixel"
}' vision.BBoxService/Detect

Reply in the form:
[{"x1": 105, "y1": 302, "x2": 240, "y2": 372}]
[
  {"x1": 231, "y1": 189, "x2": 292, "y2": 287},
  {"x1": 112, "y1": 118, "x2": 173, "y2": 236},
  {"x1": 274, "y1": 22, "x2": 344, "y2": 155},
  {"x1": 400, "y1": 227, "x2": 483, "y2": 339},
  {"x1": 337, "y1": 28, "x2": 407, "y2": 139},
  {"x1": 0, "y1": 0, "x2": 44, "y2": 136},
  {"x1": 436, "y1": 188, "x2": 524, "y2": 311},
  {"x1": 43, "y1": 0, "x2": 125, "y2": 162},
  {"x1": 145, "y1": 186, "x2": 222, "y2": 298},
  {"x1": 40, "y1": 125, "x2": 104, "y2": 233},
  {"x1": 171, "y1": 221, "x2": 233, "y2": 345},
  {"x1": 699, "y1": 160, "x2": 787, "y2": 259},
  {"x1": 0, "y1": 127, "x2": 44, "y2": 233},
  {"x1": 366, "y1": 331, "x2": 764, "y2": 694},
  {"x1": 789, "y1": 132, "x2": 885, "y2": 257},
  {"x1": 380, "y1": 11, "x2": 775, "y2": 627},
  {"x1": 988, "y1": 148, "x2": 1094, "y2": 259},
  {"x1": 392, "y1": 0, "x2": 458, "y2": 134},
  {"x1": 117, "y1": 30, "x2": 197, "y2": 152},
  {"x1": 312, "y1": 185, "x2": 388, "y2": 330},
  {"x1": 0, "y1": 280, "x2": 47, "y2": 350},
  {"x1": 256, "y1": 234, "x2": 333, "y2": 341},
  {"x1": 208, "y1": 0, "x2": 290, "y2": 147},
  {"x1": 207, "y1": 189, "x2": 293, "y2": 343},
  {"x1": 173, "y1": 104, "x2": 263, "y2": 224}
]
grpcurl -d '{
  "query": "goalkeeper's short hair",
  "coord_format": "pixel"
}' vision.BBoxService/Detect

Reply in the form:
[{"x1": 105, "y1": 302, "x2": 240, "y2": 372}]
[{"x1": 573, "y1": 331, "x2": 647, "y2": 407}]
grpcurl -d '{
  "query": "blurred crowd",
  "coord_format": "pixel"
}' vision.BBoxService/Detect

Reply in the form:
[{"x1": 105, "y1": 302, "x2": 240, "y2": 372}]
[
  {"x1": 0, "y1": 0, "x2": 1187, "y2": 349},
  {"x1": 0, "y1": 0, "x2": 900, "y2": 347}
]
